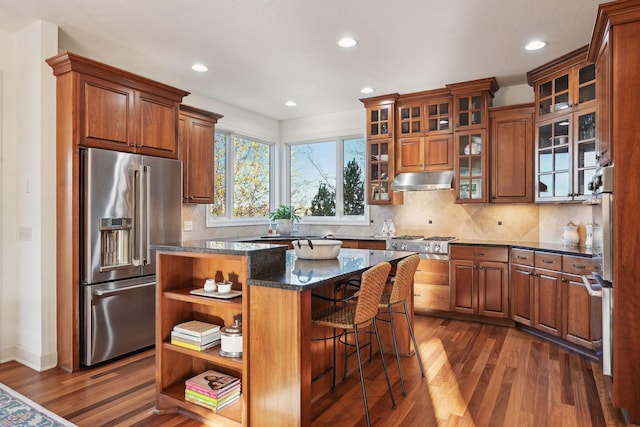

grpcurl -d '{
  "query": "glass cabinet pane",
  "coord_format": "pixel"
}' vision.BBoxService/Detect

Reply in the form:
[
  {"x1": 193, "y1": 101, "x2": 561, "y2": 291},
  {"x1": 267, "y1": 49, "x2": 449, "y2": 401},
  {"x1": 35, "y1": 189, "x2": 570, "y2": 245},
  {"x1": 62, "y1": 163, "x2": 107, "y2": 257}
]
[
  {"x1": 471, "y1": 157, "x2": 482, "y2": 176},
  {"x1": 380, "y1": 109, "x2": 388, "y2": 121},
  {"x1": 555, "y1": 75, "x2": 569, "y2": 93},
  {"x1": 539, "y1": 149, "x2": 553, "y2": 173},
  {"x1": 555, "y1": 172, "x2": 569, "y2": 197},
  {"x1": 539, "y1": 174, "x2": 552, "y2": 197},
  {"x1": 578, "y1": 112, "x2": 596, "y2": 140},
  {"x1": 539, "y1": 81, "x2": 552, "y2": 98},
  {"x1": 555, "y1": 146, "x2": 570, "y2": 170}
]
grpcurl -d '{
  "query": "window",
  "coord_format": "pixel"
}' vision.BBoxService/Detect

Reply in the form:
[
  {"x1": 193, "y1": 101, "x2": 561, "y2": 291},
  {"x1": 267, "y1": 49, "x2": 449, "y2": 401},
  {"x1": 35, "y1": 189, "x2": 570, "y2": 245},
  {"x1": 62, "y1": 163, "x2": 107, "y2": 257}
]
[
  {"x1": 208, "y1": 131, "x2": 273, "y2": 223},
  {"x1": 288, "y1": 136, "x2": 366, "y2": 223}
]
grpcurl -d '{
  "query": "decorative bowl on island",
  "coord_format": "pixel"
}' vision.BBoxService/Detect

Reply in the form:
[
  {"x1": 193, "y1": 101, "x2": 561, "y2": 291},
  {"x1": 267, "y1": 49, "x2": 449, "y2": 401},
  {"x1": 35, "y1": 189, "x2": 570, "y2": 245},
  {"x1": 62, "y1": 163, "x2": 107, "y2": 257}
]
[{"x1": 293, "y1": 239, "x2": 342, "y2": 260}]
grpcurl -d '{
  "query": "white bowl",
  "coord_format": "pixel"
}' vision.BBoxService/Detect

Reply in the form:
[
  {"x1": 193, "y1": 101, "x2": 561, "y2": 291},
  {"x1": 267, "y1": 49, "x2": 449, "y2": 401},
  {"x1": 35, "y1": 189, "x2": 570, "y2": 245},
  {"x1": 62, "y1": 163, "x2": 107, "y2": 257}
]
[
  {"x1": 217, "y1": 281, "x2": 233, "y2": 294},
  {"x1": 293, "y1": 239, "x2": 342, "y2": 260}
]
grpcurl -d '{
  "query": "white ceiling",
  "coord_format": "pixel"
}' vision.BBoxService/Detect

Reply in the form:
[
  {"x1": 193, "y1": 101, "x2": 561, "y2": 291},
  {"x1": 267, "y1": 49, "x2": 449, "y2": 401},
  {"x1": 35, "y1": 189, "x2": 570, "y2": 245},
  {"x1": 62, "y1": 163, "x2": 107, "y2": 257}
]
[{"x1": 0, "y1": 0, "x2": 604, "y2": 120}]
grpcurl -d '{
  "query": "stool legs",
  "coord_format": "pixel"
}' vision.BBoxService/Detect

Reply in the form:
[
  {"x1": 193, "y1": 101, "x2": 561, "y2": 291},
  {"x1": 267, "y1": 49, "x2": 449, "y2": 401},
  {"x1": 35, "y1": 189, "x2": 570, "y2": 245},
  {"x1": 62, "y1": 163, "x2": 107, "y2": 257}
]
[
  {"x1": 388, "y1": 304, "x2": 407, "y2": 395},
  {"x1": 387, "y1": 299, "x2": 426, "y2": 396},
  {"x1": 403, "y1": 299, "x2": 425, "y2": 377},
  {"x1": 355, "y1": 320, "x2": 396, "y2": 427}
]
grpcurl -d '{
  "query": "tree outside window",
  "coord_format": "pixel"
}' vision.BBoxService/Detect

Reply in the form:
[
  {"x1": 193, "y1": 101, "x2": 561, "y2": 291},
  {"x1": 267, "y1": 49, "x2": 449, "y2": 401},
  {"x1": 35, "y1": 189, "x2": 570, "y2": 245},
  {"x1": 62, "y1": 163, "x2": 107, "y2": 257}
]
[
  {"x1": 210, "y1": 131, "x2": 271, "y2": 219},
  {"x1": 290, "y1": 137, "x2": 365, "y2": 219}
]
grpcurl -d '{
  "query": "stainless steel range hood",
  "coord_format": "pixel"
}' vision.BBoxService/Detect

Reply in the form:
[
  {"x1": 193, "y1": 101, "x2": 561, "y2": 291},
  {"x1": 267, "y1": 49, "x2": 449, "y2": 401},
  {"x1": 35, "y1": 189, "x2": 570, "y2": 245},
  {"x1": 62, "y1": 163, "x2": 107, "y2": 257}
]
[{"x1": 390, "y1": 170, "x2": 454, "y2": 191}]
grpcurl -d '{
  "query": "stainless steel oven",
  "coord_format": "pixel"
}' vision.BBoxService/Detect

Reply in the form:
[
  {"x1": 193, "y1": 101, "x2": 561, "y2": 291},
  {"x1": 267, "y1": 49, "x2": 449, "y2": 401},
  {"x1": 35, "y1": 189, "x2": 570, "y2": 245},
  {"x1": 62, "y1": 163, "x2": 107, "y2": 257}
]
[{"x1": 583, "y1": 165, "x2": 613, "y2": 376}]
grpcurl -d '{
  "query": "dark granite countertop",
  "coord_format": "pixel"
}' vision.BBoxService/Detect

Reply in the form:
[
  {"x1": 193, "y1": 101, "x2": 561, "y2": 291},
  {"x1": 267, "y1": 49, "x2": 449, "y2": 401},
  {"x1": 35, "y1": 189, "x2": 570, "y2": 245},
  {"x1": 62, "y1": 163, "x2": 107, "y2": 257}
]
[
  {"x1": 248, "y1": 248, "x2": 416, "y2": 291},
  {"x1": 151, "y1": 239, "x2": 288, "y2": 255},
  {"x1": 239, "y1": 234, "x2": 387, "y2": 242},
  {"x1": 450, "y1": 239, "x2": 594, "y2": 257}
]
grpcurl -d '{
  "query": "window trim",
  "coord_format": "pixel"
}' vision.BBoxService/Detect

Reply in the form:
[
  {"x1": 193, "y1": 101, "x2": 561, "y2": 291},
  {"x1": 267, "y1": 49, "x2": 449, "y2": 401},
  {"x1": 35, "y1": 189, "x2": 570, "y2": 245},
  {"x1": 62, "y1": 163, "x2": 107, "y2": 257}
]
[
  {"x1": 285, "y1": 135, "x2": 369, "y2": 226},
  {"x1": 206, "y1": 131, "x2": 368, "y2": 228},
  {"x1": 206, "y1": 130, "x2": 276, "y2": 227}
]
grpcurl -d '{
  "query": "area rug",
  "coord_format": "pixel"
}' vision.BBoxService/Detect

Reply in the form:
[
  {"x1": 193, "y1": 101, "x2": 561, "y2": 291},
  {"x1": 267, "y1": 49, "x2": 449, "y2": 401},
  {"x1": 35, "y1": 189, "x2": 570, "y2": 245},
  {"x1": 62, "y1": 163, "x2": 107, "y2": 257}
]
[{"x1": 0, "y1": 383, "x2": 76, "y2": 426}]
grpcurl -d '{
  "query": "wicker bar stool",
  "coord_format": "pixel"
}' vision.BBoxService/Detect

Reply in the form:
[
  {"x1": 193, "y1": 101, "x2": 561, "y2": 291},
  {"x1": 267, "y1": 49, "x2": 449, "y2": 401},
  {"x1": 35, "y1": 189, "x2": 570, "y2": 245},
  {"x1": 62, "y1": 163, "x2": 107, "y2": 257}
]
[
  {"x1": 312, "y1": 261, "x2": 396, "y2": 427},
  {"x1": 376, "y1": 254, "x2": 425, "y2": 395}
]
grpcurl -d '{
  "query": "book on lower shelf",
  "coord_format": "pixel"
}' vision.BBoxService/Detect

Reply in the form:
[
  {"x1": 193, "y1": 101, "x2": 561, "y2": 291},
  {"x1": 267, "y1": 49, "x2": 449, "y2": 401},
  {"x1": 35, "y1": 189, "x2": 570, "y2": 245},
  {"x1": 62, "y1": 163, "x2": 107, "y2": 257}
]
[
  {"x1": 171, "y1": 335, "x2": 220, "y2": 352},
  {"x1": 185, "y1": 370, "x2": 241, "y2": 412},
  {"x1": 173, "y1": 320, "x2": 221, "y2": 338}
]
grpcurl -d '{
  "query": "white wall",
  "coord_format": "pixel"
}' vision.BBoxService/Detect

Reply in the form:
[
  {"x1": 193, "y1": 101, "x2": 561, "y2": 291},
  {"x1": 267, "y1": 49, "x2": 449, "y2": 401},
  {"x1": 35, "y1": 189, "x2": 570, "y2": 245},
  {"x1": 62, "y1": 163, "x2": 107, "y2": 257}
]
[
  {"x1": 0, "y1": 28, "x2": 18, "y2": 365},
  {"x1": 0, "y1": 21, "x2": 58, "y2": 370}
]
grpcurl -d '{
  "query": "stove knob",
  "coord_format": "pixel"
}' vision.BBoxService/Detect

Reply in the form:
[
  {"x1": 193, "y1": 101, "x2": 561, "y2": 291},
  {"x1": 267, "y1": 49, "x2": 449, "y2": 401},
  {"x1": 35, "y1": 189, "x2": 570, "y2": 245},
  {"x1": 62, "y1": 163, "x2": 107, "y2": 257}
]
[
  {"x1": 434, "y1": 243, "x2": 441, "y2": 252},
  {"x1": 390, "y1": 242, "x2": 397, "y2": 250},
  {"x1": 423, "y1": 243, "x2": 431, "y2": 252},
  {"x1": 400, "y1": 243, "x2": 407, "y2": 251}
]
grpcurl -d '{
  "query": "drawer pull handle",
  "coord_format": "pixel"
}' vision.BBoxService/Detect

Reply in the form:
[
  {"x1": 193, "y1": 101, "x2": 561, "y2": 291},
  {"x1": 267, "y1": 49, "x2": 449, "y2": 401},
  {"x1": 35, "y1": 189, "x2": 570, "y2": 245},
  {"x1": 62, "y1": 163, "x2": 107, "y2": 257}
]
[
  {"x1": 542, "y1": 259, "x2": 554, "y2": 264},
  {"x1": 517, "y1": 255, "x2": 527, "y2": 259},
  {"x1": 572, "y1": 264, "x2": 586, "y2": 269},
  {"x1": 473, "y1": 252, "x2": 485, "y2": 256}
]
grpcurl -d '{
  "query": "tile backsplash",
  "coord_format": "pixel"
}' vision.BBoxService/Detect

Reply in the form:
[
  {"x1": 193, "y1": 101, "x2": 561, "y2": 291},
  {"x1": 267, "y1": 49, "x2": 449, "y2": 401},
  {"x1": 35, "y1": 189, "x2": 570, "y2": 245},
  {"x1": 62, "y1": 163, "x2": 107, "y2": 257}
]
[{"x1": 183, "y1": 191, "x2": 592, "y2": 246}]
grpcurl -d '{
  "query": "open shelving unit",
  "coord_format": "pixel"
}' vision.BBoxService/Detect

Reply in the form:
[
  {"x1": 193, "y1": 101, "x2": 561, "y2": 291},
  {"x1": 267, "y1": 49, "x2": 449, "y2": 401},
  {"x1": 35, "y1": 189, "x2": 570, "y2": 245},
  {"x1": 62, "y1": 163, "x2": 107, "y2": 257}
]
[{"x1": 155, "y1": 251, "x2": 249, "y2": 426}]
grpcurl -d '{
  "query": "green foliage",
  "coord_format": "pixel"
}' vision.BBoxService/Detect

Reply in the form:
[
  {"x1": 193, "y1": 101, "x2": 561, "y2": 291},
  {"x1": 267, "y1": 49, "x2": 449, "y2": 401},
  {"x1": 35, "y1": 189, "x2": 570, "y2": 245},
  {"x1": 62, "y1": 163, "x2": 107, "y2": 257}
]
[
  {"x1": 309, "y1": 183, "x2": 336, "y2": 216},
  {"x1": 269, "y1": 205, "x2": 301, "y2": 222},
  {"x1": 343, "y1": 158, "x2": 364, "y2": 215}
]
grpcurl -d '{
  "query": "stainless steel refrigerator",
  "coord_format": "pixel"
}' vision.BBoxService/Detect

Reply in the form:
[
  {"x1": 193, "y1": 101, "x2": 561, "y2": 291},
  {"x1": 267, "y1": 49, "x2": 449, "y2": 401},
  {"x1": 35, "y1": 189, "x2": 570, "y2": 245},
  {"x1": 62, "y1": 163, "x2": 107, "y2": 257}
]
[{"x1": 80, "y1": 147, "x2": 182, "y2": 366}]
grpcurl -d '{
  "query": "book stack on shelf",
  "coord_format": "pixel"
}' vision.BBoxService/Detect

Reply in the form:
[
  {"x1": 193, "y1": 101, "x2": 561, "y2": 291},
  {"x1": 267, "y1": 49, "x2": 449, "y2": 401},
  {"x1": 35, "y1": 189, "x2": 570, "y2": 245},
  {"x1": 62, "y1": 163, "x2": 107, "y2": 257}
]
[
  {"x1": 171, "y1": 320, "x2": 221, "y2": 351},
  {"x1": 185, "y1": 370, "x2": 241, "y2": 412}
]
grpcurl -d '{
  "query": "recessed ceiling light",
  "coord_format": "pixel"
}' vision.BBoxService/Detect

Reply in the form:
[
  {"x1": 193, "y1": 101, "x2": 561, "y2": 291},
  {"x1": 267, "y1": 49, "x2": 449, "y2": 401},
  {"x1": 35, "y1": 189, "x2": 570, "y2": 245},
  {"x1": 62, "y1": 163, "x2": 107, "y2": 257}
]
[
  {"x1": 191, "y1": 63, "x2": 208, "y2": 72},
  {"x1": 525, "y1": 40, "x2": 547, "y2": 51},
  {"x1": 338, "y1": 37, "x2": 358, "y2": 48},
  {"x1": 285, "y1": 100, "x2": 297, "y2": 107},
  {"x1": 360, "y1": 87, "x2": 374, "y2": 94}
]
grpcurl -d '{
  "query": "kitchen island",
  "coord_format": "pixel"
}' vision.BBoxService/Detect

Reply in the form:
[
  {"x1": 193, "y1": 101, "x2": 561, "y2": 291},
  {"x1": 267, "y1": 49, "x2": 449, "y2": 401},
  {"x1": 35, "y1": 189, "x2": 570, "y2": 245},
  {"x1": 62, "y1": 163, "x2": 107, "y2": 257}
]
[{"x1": 151, "y1": 240, "x2": 415, "y2": 426}]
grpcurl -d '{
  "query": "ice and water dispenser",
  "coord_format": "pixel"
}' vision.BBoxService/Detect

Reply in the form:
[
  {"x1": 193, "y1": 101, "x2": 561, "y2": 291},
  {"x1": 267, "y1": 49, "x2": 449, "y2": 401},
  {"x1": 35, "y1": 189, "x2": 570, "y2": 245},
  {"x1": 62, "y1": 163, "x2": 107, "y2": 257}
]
[{"x1": 99, "y1": 217, "x2": 132, "y2": 270}]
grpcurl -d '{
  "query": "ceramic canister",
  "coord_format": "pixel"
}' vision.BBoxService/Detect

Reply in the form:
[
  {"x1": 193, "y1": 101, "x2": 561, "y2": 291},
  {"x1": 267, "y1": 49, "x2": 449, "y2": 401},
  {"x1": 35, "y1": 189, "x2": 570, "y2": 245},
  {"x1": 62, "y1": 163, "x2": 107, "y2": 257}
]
[
  {"x1": 562, "y1": 221, "x2": 580, "y2": 247},
  {"x1": 220, "y1": 320, "x2": 242, "y2": 357}
]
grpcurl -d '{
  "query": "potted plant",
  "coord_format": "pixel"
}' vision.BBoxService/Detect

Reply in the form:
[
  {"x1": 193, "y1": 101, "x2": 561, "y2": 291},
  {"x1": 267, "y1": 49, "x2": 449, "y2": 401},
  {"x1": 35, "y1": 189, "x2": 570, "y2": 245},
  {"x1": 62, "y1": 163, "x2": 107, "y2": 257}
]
[{"x1": 269, "y1": 205, "x2": 300, "y2": 234}]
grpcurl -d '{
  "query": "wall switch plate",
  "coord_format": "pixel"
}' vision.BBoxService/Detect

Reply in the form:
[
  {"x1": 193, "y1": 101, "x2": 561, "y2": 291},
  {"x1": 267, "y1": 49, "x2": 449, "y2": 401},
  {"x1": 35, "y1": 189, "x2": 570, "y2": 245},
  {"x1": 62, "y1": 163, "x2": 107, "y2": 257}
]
[
  {"x1": 18, "y1": 227, "x2": 32, "y2": 241},
  {"x1": 183, "y1": 221, "x2": 193, "y2": 231}
]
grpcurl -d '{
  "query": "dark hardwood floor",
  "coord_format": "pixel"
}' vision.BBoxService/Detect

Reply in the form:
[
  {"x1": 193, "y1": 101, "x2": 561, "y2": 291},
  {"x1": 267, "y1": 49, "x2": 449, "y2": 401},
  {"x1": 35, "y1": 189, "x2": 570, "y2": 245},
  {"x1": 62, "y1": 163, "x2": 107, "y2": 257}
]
[{"x1": 0, "y1": 315, "x2": 626, "y2": 426}]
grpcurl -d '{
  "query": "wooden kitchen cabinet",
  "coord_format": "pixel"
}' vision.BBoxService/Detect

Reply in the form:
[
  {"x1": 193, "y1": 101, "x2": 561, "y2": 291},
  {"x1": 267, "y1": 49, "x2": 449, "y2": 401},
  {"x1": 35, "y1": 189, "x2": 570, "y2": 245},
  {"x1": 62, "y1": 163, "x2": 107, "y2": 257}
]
[
  {"x1": 179, "y1": 105, "x2": 223, "y2": 203},
  {"x1": 533, "y1": 252, "x2": 563, "y2": 337},
  {"x1": 397, "y1": 134, "x2": 453, "y2": 172},
  {"x1": 512, "y1": 249, "x2": 601, "y2": 350},
  {"x1": 594, "y1": 30, "x2": 612, "y2": 167},
  {"x1": 447, "y1": 78, "x2": 498, "y2": 204},
  {"x1": 413, "y1": 258, "x2": 449, "y2": 314},
  {"x1": 77, "y1": 70, "x2": 186, "y2": 159},
  {"x1": 450, "y1": 245, "x2": 509, "y2": 318},
  {"x1": 155, "y1": 251, "x2": 247, "y2": 426},
  {"x1": 562, "y1": 255, "x2": 602, "y2": 350},
  {"x1": 363, "y1": 94, "x2": 397, "y2": 140},
  {"x1": 447, "y1": 78, "x2": 499, "y2": 131},
  {"x1": 510, "y1": 249, "x2": 535, "y2": 326},
  {"x1": 528, "y1": 47, "x2": 597, "y2": 202},
  {"x1": 396, "y1": 92, "x2": 454, "y2": 173},
  {"x1": 454, "y1": 129, "x2": 488, "y2": 203},
  {"x1": 361, "y1": 94, "x2": 403, "y2": 205},
  {"x1": 489, "y1": 104, "x2": 535, "y2": 203}
]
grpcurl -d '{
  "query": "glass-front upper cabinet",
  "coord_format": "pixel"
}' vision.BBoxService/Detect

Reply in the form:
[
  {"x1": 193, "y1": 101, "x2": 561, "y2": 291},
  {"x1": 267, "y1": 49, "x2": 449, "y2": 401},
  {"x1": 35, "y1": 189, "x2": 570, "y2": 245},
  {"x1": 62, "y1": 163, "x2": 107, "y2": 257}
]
[
  {"x1": 574, "y1": 108, "x2": 597, "y2": 197},
  {"x1": 368, "y1": 138, "x2": 402, "y2": 204},
  {"x1": 529, "y1": 48, "x2": 597, "y2": 202},
  {"x1": 397, "y1": 93, "x2": 452, "y2": 137},
  {"x1": 447, "y1": 78, "x2": 499, "y2": 131},
  {"x1": 536, "y1": 117, "x2": 572, "y2": 201},
  {"x1": 529, "y1": 47, "x2": 595, "y2": 120},
  {"x1": 455, "y1": 130, "x2": 487, "y2": 203},
  {"x1": 361, "y1": 94, "x2": 397, "y2": 140}
]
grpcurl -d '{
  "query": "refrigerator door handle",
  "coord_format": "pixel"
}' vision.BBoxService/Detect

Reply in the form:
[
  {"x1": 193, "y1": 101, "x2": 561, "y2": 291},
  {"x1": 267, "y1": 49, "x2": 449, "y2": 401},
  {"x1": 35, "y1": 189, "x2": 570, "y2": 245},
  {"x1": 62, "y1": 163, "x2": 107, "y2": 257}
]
[
  {"x1": 94, "y1": 281, "x2": 155, "y2": 297},
  {"x1": 132, "y1": 166, "x2": 143, "y2": 267},
  {"x1": 141, "y1": 165, "x2": 150, "y2": 266}
]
